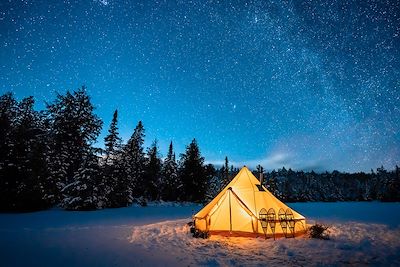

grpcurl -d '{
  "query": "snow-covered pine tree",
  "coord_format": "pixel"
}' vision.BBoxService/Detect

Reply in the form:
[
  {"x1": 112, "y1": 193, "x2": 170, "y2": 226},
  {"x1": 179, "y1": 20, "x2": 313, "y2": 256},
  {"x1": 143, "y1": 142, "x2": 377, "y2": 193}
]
[
  {"x1": 179, "y1": 139, "x2": 207, "y2": 202},
  {"x1": 265, "y1": 169, "x2": 279, "y2": 197},
  {"x1": 104, "y1": 109, "x2": 122, "y2": 165},
  {"x1": 106, "y1": 156, "x2": 131, "y2": 207},
  {"x1": 0, "y1": 93, "x2": 18, "y2": 210},
  {"x1": 46, "y1": 86, "x2": 103, "y2": 207},
  {"x1": 13, "y1": 96, "x2": 50, "y2": 210},
  {"x1": 220, "y1": 156, "x2": 230, "y2": 188},
  {"x1": 101, "y1": 109, "x2": 128, "y2": 208},
  {"x1": 144, "y1": 140, "x2": 162, "y2": 201},
  {"x1": 161, "y1": 141, "x2": 180, "y2": 201},
  {"x1": 0, "y1": 94, "x2": 50, "y2": 211},
  {"x1": 204, "y1": 163, "x2": 217, "y2": 202},
  {"x1": 205, "y1": 158, "x2": 229, "y2": 201},
  {"x1": 381, "y1": 165, "x2": 400, "y2": 201},
  {"x1": 61, "y1": 151, "x2": 103, "y2": 210},
  {"x1": 45, "y1": 91, "x2": 75, "y2": 203},
  {"x1": 123, "y1": 121, "x2": 145, "y2": 203},
  {"x1": 206, "y1": 175, "x2": 221, "y2": 202}
]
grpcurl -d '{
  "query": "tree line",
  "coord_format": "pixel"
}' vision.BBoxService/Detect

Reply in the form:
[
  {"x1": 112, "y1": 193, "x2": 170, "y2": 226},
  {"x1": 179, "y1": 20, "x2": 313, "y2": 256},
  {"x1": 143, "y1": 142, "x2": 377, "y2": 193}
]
[
  {"x1": 260, "y1": 165, "x2": 400, "y2": 202},
  {"x1": 0, "y1": 87, "x2": 399, "y2": 211},
  {"x1": 0, "y1": 87, "x2": 212, "y2": 211}
]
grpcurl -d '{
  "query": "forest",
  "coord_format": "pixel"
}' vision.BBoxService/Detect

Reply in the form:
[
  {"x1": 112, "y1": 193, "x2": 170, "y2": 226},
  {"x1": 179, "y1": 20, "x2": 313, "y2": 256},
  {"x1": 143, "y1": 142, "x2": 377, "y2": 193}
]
[{"x1": 1, "y1": 87, "x2": 399, "y2": 211}]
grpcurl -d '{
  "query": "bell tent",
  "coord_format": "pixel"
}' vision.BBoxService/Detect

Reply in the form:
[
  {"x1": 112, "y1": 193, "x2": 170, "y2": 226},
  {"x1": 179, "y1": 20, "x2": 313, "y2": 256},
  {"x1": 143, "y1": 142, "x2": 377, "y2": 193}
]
[{"x1": 193, "y1": 166, "x2": 306, "y2": 238}]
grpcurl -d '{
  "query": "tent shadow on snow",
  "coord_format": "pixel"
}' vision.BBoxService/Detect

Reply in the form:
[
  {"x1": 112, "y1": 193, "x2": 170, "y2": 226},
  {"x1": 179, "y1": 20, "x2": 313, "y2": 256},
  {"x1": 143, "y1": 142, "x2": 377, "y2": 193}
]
[{"x1": 194, "y1": 166, "x2": 307, "y2": 238}]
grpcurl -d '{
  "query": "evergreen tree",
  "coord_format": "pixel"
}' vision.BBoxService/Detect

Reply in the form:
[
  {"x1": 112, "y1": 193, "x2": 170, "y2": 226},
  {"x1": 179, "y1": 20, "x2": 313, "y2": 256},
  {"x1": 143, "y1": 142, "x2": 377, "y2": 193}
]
[
  {"x1": 161, "y1": 141, "x2": 180, "y2": 201},
  {"x1": 102, "y1": 109, "x2": 127, "y2": 207},
  {"x1": 14, "y1": 97, "x2": 50, "y2": 210},
  {"x1": 144, "y1": 140, "x2": 162, "y2": 201},
  {"x1": 0, "y1": 93, "x2": 17, "y2": 210},
  {"x1": 266, "y1": 169, "x2": 279, "y2": 196},
  {"x1": 46, "y1": 86, "x2": 103, "y2": 207},
  {"x1": 179, "y1": 139, "x2": 207, "y2": 202},
  {"x1": 104, "y1": 109, "x2": 122, "y2": 164},
  {"x1": 0, "y1": 93, "x2": 17, "y2": 159},
  {"x1": 0, "y1": 94, "x2": 50, "y2": 211},
  {"x1": 206, "y1": 175, "x2": 221, "y2": 202},
  {"x1": 123, "y1": 121, "x2": 145, "y2": 203},
  {"x1": 230, "y1": 165, "x2": 239, "y2": 177},
  {"x1": 61, "y1": 151, "x2": 104, "y2": 210},
  {"x1": 382, "y1": 165, "x2": 400, "y2": 201},
  {"x1": 208, "y1": 157, "x2": 230, "y2": 200},
  {"x1": 221, "y1": 156, "x2": 230, "y2": 187},
  {"x1": 204, "y1": 163, "x2": 217, "y2": 201},
  {"x1": 105, "y1": 156, "x2": 131, "y2": 207}
]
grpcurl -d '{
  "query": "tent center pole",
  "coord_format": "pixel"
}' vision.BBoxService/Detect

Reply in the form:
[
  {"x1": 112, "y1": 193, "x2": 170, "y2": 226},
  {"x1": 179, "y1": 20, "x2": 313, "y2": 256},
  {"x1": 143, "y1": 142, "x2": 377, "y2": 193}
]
[{"x1": 229, "y1": 188, "x2": 232, "y2": 234}]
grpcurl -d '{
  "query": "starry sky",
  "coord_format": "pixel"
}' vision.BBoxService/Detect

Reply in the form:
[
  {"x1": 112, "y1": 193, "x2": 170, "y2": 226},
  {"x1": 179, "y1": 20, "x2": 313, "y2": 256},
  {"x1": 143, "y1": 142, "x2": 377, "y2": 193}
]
[{"x1": 1, "y1": 0, "x2": 399, "y2": 172}]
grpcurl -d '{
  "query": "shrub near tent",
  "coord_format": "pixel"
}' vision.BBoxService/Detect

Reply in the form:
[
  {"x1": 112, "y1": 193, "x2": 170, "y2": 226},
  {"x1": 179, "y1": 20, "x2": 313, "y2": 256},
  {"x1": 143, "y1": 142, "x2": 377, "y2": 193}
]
[{"x1": 193, "y1": 166, "x2": 307, "y2": 238}]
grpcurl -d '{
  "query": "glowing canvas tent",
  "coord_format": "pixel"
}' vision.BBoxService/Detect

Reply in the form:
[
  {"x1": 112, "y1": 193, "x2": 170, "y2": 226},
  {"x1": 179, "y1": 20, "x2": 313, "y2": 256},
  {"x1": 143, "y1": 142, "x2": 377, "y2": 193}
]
[{"x1": 193, "y1": 166, "x2": 306, "y2": 238}]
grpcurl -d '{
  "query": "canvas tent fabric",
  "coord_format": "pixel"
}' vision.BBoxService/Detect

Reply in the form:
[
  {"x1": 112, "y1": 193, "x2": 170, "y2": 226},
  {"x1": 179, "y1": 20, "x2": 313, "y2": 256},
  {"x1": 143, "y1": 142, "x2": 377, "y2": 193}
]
[{"x1": 193, "y1": 166, "x2": 306, "y2": 237}]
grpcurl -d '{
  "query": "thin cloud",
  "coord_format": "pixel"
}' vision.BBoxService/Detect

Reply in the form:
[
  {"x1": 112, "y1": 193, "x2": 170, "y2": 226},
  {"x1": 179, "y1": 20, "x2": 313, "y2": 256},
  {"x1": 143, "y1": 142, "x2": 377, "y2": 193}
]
[{"x1": 206, "y1": 152, "x2": 327, "y2": 172}]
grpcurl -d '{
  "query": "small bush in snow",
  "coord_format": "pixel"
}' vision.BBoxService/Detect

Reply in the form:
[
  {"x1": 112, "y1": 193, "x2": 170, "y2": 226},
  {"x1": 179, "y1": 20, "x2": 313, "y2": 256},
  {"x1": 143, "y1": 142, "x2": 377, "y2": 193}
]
[
  {"x1": 309, "y1": 223, "x2": 330, "y2": 240},
  {"x1": 133, "y1": 197, "x2": 147, "y2": 207}
]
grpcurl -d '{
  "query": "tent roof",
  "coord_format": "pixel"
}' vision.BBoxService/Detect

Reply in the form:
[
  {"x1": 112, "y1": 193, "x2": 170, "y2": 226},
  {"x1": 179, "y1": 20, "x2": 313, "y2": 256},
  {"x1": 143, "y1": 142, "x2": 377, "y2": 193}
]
[{"x1": 194, "y1": 166, "x2": 305, "y2": 220}]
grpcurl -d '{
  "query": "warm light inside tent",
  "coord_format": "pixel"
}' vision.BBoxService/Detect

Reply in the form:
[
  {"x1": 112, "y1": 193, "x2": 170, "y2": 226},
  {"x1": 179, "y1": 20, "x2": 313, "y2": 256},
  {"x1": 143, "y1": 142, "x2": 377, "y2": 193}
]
[{"x1": 193, "y1": 166, "x2": 306, "y2": 238}]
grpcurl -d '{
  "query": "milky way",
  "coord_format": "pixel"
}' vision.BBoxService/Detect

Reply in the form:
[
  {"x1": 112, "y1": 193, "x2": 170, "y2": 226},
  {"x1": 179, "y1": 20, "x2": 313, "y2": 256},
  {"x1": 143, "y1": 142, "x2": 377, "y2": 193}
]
[{"x1": 1, "y1": 0, "x2": 399, "y2": 172}]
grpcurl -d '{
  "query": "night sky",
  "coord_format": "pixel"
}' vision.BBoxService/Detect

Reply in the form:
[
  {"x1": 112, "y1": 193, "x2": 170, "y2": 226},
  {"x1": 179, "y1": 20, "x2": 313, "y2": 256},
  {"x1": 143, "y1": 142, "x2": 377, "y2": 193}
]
[{"x1": 1, "y1": 0, "x2": 399, "y2": 172}]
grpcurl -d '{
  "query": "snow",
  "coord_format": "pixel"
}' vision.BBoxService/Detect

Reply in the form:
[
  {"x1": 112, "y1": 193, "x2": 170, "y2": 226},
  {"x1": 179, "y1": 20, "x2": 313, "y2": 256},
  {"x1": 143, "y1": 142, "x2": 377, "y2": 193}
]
[
  {"x1": 1, "y1": 202, "x2": 399, "y2": 266},
  {"x1": 130, "y1": 219, "x2": 400, "y2": 266}
]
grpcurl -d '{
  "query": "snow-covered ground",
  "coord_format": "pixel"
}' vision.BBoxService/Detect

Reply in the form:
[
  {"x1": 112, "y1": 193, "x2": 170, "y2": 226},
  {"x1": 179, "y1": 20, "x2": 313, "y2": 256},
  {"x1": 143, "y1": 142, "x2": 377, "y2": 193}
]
[{"x1": 0, "y1": 202, "x2": 399, "y2": 266}]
